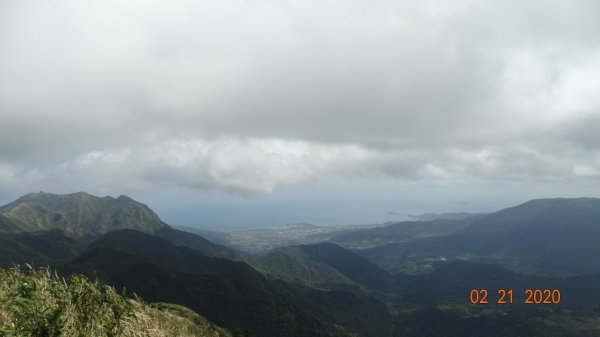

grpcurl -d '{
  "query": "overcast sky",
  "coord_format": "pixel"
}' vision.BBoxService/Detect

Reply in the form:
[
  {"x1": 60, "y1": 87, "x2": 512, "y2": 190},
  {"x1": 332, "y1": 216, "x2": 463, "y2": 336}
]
[{"x1": 1, "y1": 0, "x2": 600, "y2": 229}]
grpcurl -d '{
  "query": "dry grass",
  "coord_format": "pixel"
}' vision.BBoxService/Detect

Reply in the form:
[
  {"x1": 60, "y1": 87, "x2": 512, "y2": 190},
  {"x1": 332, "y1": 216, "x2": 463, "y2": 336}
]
[{"x1": 0, "y1": 265, "x2": 231, "y2": 337}]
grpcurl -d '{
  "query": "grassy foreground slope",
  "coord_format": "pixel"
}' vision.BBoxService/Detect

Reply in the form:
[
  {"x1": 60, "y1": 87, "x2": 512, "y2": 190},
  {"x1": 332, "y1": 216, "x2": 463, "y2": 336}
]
[{"x1": 0, "y1": 266, "x2": 231, "y2": 337}]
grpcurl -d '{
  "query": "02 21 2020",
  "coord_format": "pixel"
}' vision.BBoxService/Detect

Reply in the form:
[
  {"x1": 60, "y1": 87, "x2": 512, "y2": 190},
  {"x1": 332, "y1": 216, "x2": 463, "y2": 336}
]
[{"x1": 469, "y1": 289, "x2": 561, "y2": 304}]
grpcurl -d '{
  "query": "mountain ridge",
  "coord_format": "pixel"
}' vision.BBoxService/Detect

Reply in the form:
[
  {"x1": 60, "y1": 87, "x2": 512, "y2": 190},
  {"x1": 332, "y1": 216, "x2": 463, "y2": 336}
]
[
  {"x1": 361, "y1": 197, "x2": 600, "y2": 275},
  {"x1": 63, "y1": 229, "x2": 361, "y2": 337},
  {"x1": 0, "y1": 191, "x2": 240, "y2": 264},
  {"x1": 0, "y1": 191, "x2": 168, "y2": 236},
  {"x1": 255, "y1": 242, "x2": 392, "y2": 288}
]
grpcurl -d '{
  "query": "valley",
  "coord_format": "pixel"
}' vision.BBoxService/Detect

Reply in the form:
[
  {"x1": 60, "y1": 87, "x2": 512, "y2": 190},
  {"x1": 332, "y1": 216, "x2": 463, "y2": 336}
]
[
  {"x1": 176, "y1": 223, "x2": 381, "y2": 254},
  {"x1": 2, "y1": 192, "x2": 600, "y2": 336}
]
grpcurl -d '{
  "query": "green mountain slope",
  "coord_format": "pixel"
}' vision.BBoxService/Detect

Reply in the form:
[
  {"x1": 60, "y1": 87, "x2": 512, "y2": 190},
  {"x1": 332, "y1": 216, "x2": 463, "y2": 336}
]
[
  {"x1": 0, "y1": 229, "x2": 84, "y2": 267},
  {"x1": 154, "y1": 226, "x2": 241, "y2": 260},
  {"x1": 361, "y1": 198, "x2": 600, "y2": 275},
  {"x1": 64, "y1": 229, "x2": 352, "y2": 337},
  {"x1": 276, "y1": 282, "x2": 393, "y2": 337},
  {"x1": 331, "y1": 218, "x2": 475, "y2": 249},
  {"x1": 0, "y1": 192, "x2": 238, "y2": 262},
  {"x1": 256, "y1": 242, "x2": 392, "y2": 289},
  {"x1": 256, "y1": 246, "x2": 353, "y2": 287},
  {"x1": 0, "y1": 192, "x2": 168, "y2": 236},
  {"x1": 88, "y1": 229, "x2": 254, "y2": 280}
]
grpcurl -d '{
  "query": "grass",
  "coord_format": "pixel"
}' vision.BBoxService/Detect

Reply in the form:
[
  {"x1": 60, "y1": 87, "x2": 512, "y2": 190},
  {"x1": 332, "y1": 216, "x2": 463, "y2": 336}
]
[{"x1": 0, "y1": 265, "x2": 231, "y2": 337}]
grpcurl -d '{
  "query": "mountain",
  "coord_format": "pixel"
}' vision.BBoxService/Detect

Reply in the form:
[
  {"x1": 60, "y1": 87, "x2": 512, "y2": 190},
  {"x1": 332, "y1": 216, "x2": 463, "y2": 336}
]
[
  {"x1": 0, "y1": 192, "x2": 394, "y2": 336},
  {"x1": 63, "y1": 229, "x2": 356, "y2": 337},
  {"x1": 0, "y1": 229, "x2": 84, "y2": 267},
  {"x1": 0, "y1": 191, "x2": 239, "y2": 261},
  {"x1": 463, "y1": 197, "x2": 600, "y2": 274},
  {"x1": 87, "y1": 229, "x2": 252, "y2": 279},
  {"x1": 255, "y1": 242, "x2": 392, "y2": 289},
  {"x1": 277, "y1": 282, "x2": 393, "y2": 337},
  {"x1": 5, "y1": 193, "x2": 600, "y2": 336},
  {"x1": 361, "y1": 198, "x2": 600, "y2": 275},
  {"x1": 330, "y1": 218, "x2": 474, "y2": 250},
  {"x1": 0, "y1": 192, "x2": 168, "y2": 236},
  {"x1": 154, "y1": 226, "x2": 241, "y2": 260}
]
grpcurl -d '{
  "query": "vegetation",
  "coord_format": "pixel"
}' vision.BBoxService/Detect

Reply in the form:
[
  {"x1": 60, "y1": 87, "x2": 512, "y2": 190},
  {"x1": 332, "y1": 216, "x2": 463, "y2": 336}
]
[
  {"x1": 66, "y1": 230, "x2": 352, "y2": 337},
  {"x1": 0, "y1": 229, "x2": 84, "y2": 268},
  {"x1": 0, "y1": 192, "x2": 168, "y2": 236},
  {"x1": 5, "y1": 192, "x2": 600, "y2": 336},
  {"x1": 361, "y1": 198, "x2": 600, "y2": 276},
  {"x1": 0, "y1": 265, "x2": 230, "y2": 337},
  {"x1": 254, "y1": 242, "x2": 392, "y2": 289},
  {"x1": 393, "y1": 305, "x2": 600, "y2": 337}
]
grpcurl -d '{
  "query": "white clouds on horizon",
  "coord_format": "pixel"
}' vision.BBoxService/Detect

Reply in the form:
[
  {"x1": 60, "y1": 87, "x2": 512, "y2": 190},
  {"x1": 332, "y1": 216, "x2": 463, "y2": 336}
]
[{"x1": 1, "y1": 137, "x2": 599, "y2": 198}]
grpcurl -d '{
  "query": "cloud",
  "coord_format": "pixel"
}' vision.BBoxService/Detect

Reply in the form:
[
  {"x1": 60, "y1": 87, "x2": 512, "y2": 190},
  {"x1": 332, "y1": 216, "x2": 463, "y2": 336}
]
[
  {"x1": 0, "y1": 137, "x2": 595, "y2": 198},
  {"x1": 40, "y1": 139, "x2": 375, "y2": 196},
  {"x1": 1, "y1": 0, "x2": 600, "y2": 198}
]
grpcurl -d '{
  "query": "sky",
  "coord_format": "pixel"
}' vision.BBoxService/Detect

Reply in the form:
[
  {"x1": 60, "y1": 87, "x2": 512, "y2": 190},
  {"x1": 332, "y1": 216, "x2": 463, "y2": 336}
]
[{"x1": 1, "y1": 0, "x2": 600, "y2": 229}]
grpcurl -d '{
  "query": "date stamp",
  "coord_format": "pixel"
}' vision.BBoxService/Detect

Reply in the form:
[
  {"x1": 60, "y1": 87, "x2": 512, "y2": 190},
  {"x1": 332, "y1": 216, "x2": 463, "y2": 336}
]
[{"x1": 469, "y1": 289, "x2": 561, "y2": 305}]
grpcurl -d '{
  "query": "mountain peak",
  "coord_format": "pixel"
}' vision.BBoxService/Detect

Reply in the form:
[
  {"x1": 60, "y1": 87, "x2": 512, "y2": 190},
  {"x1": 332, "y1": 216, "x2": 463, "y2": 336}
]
[
  {"x1": 17, "y1": 191, "x2": 96, "y2": 202},
  {"x1": 0, "y1": 191, "x2": 168, "y2": 236}
]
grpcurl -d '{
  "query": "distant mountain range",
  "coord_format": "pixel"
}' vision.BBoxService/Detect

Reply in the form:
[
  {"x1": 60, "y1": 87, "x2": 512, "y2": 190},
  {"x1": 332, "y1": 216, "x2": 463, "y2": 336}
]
[
  {"x1": 197, "y1": 198, "x2": 600, "y2": 276},
  {"x1": 3, "y1": 192, "x2": 600, "y2": 336},
  {"x1": 357, "y1": 197, "x2": 600, "y2": 275}
]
